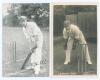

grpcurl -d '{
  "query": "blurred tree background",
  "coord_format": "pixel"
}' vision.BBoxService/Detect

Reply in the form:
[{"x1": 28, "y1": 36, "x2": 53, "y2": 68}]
[
  {"x1": 3, "y1": 3, "x2": 49, "y2": 27},
  {"x1": 54, "y1": 5, "x2": 97, "y2": 37}
]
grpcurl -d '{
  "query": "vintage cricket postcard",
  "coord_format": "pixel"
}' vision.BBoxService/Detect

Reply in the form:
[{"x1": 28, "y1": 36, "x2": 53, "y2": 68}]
[
  {"x1": 0, "y1": 0, "x2": 99, "y2": 80},
  {"x1": 52, "y1": 3, "x2": 98, "y2": 77},
  {"x1": 2, "y1": 3, "x2": 50, "y2": 77}
]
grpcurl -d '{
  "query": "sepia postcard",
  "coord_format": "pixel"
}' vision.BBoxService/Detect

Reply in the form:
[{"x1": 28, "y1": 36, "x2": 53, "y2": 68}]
[{"x1": 52, "y1": 3, "x2": 97, "y2": 77}]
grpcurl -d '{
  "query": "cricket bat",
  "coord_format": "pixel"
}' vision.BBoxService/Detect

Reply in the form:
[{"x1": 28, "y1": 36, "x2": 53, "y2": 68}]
[{"x1": 21, "y1": 46, "x2": 37, "y2": 70}]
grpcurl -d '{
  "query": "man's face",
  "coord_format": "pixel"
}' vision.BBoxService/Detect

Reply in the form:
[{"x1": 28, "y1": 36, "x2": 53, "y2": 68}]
[
  {"x1": 64, "y1": 21, "x2": 70, "y2": 30},
  {"x1": 20, "y1": 19, "x2": 27, "y2": 26},
  {"x1": 64, "y1": 21, "x2": 70, "y2": 28}
]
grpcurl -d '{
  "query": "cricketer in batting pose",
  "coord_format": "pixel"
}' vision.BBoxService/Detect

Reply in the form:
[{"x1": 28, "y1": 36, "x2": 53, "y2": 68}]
[
  {"x1": 20, "y1": 16, "x2": 43, "y2": 74},
  {"x1": 63, "y1": 20, "x2": 92, "y2": 65}
]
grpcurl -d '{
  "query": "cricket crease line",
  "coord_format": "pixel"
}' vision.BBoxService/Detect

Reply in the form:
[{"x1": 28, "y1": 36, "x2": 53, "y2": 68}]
[
  {"x1": 5, "y1": 69, "x2": 29, "y2": 76},
  {"x1": 4, "y1": 58, "x2": 26, "y2": 65},
  {"x1": 4, "y1": 50, "x2": 47, "y2": 65},
  {"x1": 5, "y1": 56, "x2": 47, "y2": 65}
]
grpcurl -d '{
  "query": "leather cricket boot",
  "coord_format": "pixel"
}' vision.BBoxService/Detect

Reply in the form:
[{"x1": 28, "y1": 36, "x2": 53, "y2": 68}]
[
  {"x1": 34, "y1": 64, "x2": 40, "y2": 75},
  {"x1": 64, "y1": 61, "x2": 70, "y2": 64},
  {"x1": 87, "y1": 61, "x2": 92, "y2": 64}
]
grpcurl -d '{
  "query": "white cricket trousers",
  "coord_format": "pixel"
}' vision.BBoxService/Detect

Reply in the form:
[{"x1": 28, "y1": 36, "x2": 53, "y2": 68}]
[
  {"x1": 29, "y1": 35, "x2": 43, "y2": 71},
  {"x1": 65, "y1": 38, "x2": 91, "y2": 63}
]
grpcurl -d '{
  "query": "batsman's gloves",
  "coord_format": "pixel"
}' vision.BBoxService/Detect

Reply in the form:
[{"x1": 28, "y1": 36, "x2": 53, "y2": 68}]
[{"x1": 30, "y1": 45, "x2": 37, "y2": 53}]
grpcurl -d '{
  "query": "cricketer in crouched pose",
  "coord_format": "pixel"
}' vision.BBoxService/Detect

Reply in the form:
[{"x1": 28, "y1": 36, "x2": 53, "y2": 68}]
[
  {"x1": 20, "y1": 16, "x2": 43, "y2": 74},
  {"x1": 63, "y1": 20, "x2": 92, "y2": 65}
]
